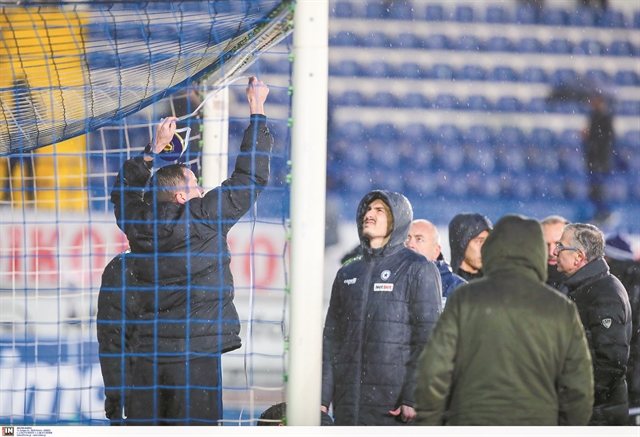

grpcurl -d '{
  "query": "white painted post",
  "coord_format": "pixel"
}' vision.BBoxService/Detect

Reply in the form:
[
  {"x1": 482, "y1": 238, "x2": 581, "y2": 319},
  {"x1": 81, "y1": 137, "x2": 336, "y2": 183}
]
[
  {"x1": 286, "y1": 0, "x2": 329, "y2": 426},
  {"x1": 201, "y1": 86, "x2": 229, "y2": 189}
]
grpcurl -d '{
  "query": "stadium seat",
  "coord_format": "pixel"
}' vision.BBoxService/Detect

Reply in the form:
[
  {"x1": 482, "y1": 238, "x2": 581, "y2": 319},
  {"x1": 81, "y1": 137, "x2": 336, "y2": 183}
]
[
  {"x1": 530, "y1": 128, "x2": 556, "y2": 148},
  {"x1": 558, "y1": 145, "x2": 586, "y2": 174},
  {"x1": 455, "y1": 35, "x2": 483, "y2": 51},
  {"x1": 622, "y1": 130, "x2": 640, "y2": 149},
  {"x1": 364, "y1": 60, "x2": 394, "y2": 78},
  {"x1": 521, "y1": 66, "x2": 548, "y2": 83},
  {"x1": 365, "y1": 2, "x2": 386, "y2": 19},
  {"x1": 578, "y1": 39, "x2": 605, "y2": 56},
  {"x1": 463, "y1": 95, "x2": 492, "y2": 111},
  {"x1": 598, "y1": 9, "x2": 626, "y2": 28},
  {"x1": 401, "y1": 122, "x2": 431, "y2": 144},
  {"x1": 429, "y1": 63, "x2": 454, "y2": 80},
  {"x1": 362, "y1": 31, "x2": 391, "y2": 48},
  {"x1": 568, "y1": 7, "x2": 597, "y2": 27},
  {"x1": 615, "y1": 70, "x2": 640, "y2": 86},
  {"x1": 465, "y1": 144, "x2": 496, "y2": 173},
  {"x1": 330, "y1": 59, "x2": 360, "y2": 77},
  {"x1": 369, "y1": 143, "x2": 401, "y2": 171},
  {"x1": 437, "y1": 145, "x2": 465, "y2": 172},
  {"x1": 338, "y1": 90, "x2": 364, "y2": 107},
  {"x1": 585, "y1": 68, "x2": 611, "y2": 83},
  {"x1": 399, "y1": 141, "x2": 433, "y2": 170},
  {"x1": 457, "y1": 65, "x2": 486, "y2": 81},
  {"x1": 388, "y1": 1, "x2": 414, "y2": 20},
  {"x1": 329, "y1": 31, "x2": 360, "y2": 47},
  {"x1": 603, "y1": 175, "x2": 629, "y2": 202},
  {"x1": 434, "y1": 94, "x2": 459, "y2": 110},
  {"x1": 486, "y1": 5, "x2": 508, "y2": 24},
  {"x1": 335, "y1": 120, "x2": 365, "y2": 142},
  {"x1": 541, "y1": 7, "x2": 568, "y2": 26},
  {"x1": 510, "y1": 175, "x2": 535, "y2": 199},
  {"x1": 424, "y1": 33, "x2": 450, "y2": 50},
  {"x1": 635, "y1": 11, "x2": 640, "y2": 29},
  {"x1": 399, "y1": 62, "x2": 426, "y2": 79},
  {"x1": 527, "y1": 145, "x2": 560, "y2": 173},
  {"x1": 550, "y1": 100, "x2": 584, "y2": 115},
  {"x1": 404, "y1": 169, "x2": 438, "y2": 196},
  {"x1": 455, "y1": 5, "x2": 475, "y2": 22},
  {"x1": 486, "y1": 36, "x2": 514, "y2": 52},
  {"x1": 370, "y1": 91, "x2": 397, "y2": 108},
  {"x1": 490, "y1": 66, "x2": 519, "y2": 82},
  {"x1": 371, "y1": 122, "x2": 399, "y2": 143},
  {"x1": 616, "y1": 100, "x2": 640, "y2": 116},
  {"x1": 371, "y1": 167, "x2": 404, "y2": 192},
  {"x1": 532, "y1": 173, "x2": 565, "y2": 200},
  {"x1": 546, "y1": 38, "x2": 573, "y2": 54},
  {"x1": 465, "y1": 125, "x2": 495, "y2": 146},
  {"x1": 564, "y1": 176, "x2": 590, "y2": 201},
  {"x1": 559, "y1": 129, "x2": 583, "y2": 149},
  {"x1": 551, "y1": 68, "x2": 579, "y2": 86},
  {"x1": 425, "y1": 5, "x2": 444, "y2": 21},
  {"x1": 332, "y1": 1, "x2": 353, "y2": 18},
  {"x1": 526, "y1": 97, "x2": 548, "y2": 113},
  {"x1": 394, "y1": 32, "x2": 422, "y2": 49},
  {"x1": 498, "y1": 126, "x2": 525, "y2": 146},
  {"x1": 517, "y1": 37, "x2": 543, "y2": 53},
  {"x1": 515, "y1": 4, "x2": 538, "y2": 24},
  {"x1": 434, "y1": 124, "x2": 462, "y2": 145},
  {"x1": 496, "y1": 96, "x2": 522, "y2": 112},
  {"x1": 609, "y1": 40, "x2": 634, "y2": 56},
  {"x1": 495, "y1": 144, "x2": 526, "y2": 173},
  {"x1": 439, "y1": 170, "x2": 470, "y2": 198},
  {"x1": 400, "y1": 92, "x2": 431, "y2": 109}
]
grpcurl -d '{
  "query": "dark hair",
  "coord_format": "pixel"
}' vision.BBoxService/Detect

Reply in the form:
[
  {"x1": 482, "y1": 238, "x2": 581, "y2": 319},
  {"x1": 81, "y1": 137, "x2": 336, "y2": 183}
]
[
  {"x1": 257, "y1": 402, "x2": 286, "y2": 426},
  {"x1": 148, "y1": 164, "x2": 187, "y2": 203}
]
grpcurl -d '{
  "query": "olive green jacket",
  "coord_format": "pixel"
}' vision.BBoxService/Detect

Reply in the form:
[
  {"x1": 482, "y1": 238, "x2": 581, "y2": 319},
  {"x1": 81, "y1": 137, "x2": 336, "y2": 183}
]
[{"x1": 414, "y1": 214, "x2": 594, "y2": 425}]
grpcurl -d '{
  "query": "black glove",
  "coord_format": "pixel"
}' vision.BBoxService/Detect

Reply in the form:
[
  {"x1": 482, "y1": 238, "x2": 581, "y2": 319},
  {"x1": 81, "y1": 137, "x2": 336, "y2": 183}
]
[{"x1": 105, "y1": 394, "x2": 123, "y2": 424}]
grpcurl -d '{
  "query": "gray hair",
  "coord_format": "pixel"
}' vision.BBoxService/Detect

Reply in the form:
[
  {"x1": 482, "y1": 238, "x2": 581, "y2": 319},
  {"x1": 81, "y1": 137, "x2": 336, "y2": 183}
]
[
  {"x1": 564, "y1": 223, "x2": 605, "y2": 261},
  {"x1": 541, "y1": 215, "x2": 570, "y2": 227}
]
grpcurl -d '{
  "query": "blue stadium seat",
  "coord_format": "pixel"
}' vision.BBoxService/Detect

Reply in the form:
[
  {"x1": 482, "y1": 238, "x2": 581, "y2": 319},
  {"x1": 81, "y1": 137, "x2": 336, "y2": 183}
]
[
  {"x1": 510, "y1": 175, "x2": 535, "y2": 199},
  {"x1": 424, "y1": 33, "x2": 450, "y2": 50},
  {"x1": 558, "y1": 145, "x2": 586, "y2": 174},
  {"x1": 559, "y1": 129, "x2": 583, "y2": 149},
  {"x1": 616, "y1": 100, "x2": 640, "y2": 116},
  {"x1": 429, "y1": 63, "x2": 454, "y2": 80},
  {"x1": 541, "y1": 7, "x2": 568, "y2": 26},
  {"x1": 455, "y1": 35, "x2": 483, "y2": 51},
  {"x1": 616, "y1": 145, "x2": 640, "y2": 173},
  {"x1": 622, "y1": 130, "x2": 640, "y2": 149},
  {"x1": 372, "y1": 122, "x2": 399, "y2": 143},
  {"x1": 530, "y1": 128, "x2": 557, "y2": 148},
  {"x1": 532, "y1": 174, "x2": 565, "y2": 199},
  {"x1": 364, "y1": 61, "x2": 394, "y2": 78},
  {"x1": 517, "y1": 37, "x2": 543, "y2": 53},
  {"x1": 486, "y1": 36, "x2": 514, "y2": 52},
  {"x1": 465, "y1": 125, "x2": 495, "y2": 146},
  {"x1": 635, "y1": 11, "x2": 640, "y2": 29},
  {"x1": 365, "y1": 2, "x2": 386, "y2": 19},
  {"x1": 568, "y1": 7, "x2": 597, "y2": 27},
  {"x1": 526, "y1": 145, "x2": 560, "y2": 173},
  {"x1": 578, "y1": 39, "x2": 605, "y2": 56},
  {"x1": 425, "y1": 5, "x2": 444, "y2": 21},
  {"x1": 372, "y1": 167, "x2": 404, "y2": 192},
  {"x1": 628, "y1": 174, "x2": 640, "y2": 201},
  {"x1": 338, "y1": 90, "x2": 364, "y2": 106},
  {"x1": 388, "y1": 1, "x2": 414, "y2": 20},
  {"x1": 521, "y1": 66, "x2": 548, "y2": 83},
  {"x1": 457, "y1": 65, "x2": 486, "y2": 81},
  {"x1": 394, "y1": 33, "x2": 422, "y2": 49},
  {"x1": 489, "y1": 66, "x2": 519, "y2": 82},
  {"x1": 486, "y1": 5, "x2": 508, "y2": 24},
  {"x1": 404, "y1": 169, "x2": 438, "y2": 196},
  {"x1": 330, "y1": 60, "x2": 360, "y2": 76},
  {"x1": 496, "y1": 96, "x2": 522, "y2": 112},
  {"x1": 370, "y1": 92, "x2": 397, "y2": 108},
  {"x1": 434, "y1": 124, "x2": 462, "y2": 144},
  {"x1": 399, "y1": 62, "x2": 426, "y2": 79},
  {"x1": 463, "y1": 95, "x2": 492, "y2": 111},
  {"x1": 434, "y1": 94, "x2": 459, "y2": 110},
  {"x1": 609, "y1": 40, "x2": 634, "y2": 56},
  {"x1": 332, "y1": 1, "x2": 353, "y2": 18},
  {"x1": 329, "y1": 31, "x2": 360, "y2": 47},
  {"x1": 495, "y1": 144, "x2": 526, "y2": 173},
  {"x1": 401, "y1": 92, "x2": 431, "y2": 109},
  {"x1": 598, "y1": 9, "x2": 626, "y2": 28},
  {"x1": 465, "y1": 144, "x2": 495, "y2": 173},
  {"x1": 603, "y1": 175, "x2": 629, "y2": 203},
  {"x1": 498, "y1": 126, "x2": 525, "y2": 146},
  {"x1": 335, "y1": 120, "x2": 365, "y2": 142},
  {"x1": 369, "y1": 143, "x2": 401, "y2": 170},
  {"x1": 402, "y1": 122, "x2": 431, "y2": 144},
  {"x1": 564, "y1": 176, "x2": 590, "y2": 201},
  {"x1": 400, "y1": 140, "x2": 434, "y2": 170},
  {"x1": 455, "y1": 5, "x2": 475, "y2": 22},
  {"x1": 362, "y1": 31, "x2": 391, "y2": 48},
  {"x1": 526, "y1": 97, "x2": 548, "y2": 113},
  {"x1": 551, "y1": 68, "x2": 579, "y2": 86},
  {"x1": 546, "y1": 38, "x2": 573, "y2": 54},
  {"x1": 585, "y1": 68, "x2": 611, "y2": 83},
  {"x1": 437, "y1": 145, "x2": 465, "y2": 172},
  {"x1": 615, "y1": 70, "x2": 639, "y2": 86},
  {"x1": 515, "y1": 5, "x2": 538, "y2": 24},
  {"x1": 550, "y1": 100, "x2": 583, "y2": 115}
]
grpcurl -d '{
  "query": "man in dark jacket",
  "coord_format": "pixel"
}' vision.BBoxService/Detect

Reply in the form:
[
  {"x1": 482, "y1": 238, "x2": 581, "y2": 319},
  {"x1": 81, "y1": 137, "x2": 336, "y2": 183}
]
[
  {"x1": 321, "y1": 191, "x2": 442, "y2": 425},
  {"x1": 406, "y1": 219, "x2": 466, "y2": 307},
  {"x1": 108, "y1": 77, "x2": 272, "y2": 425},
  {"x1": 541, "y1": 215, "x2": 570, "y2": 291},
  {"x1": 604, "y1": 232, "x2": 640, "y2": 422},
  {"x1": 415, "y1": 214, "x2": 594, "y2": 426},
  {"x1": 557, "y1": 223, "x2": 632, "y2": 426},
  {"x1": 448, "y1": 213, "x2": 493, "y2": 281}
]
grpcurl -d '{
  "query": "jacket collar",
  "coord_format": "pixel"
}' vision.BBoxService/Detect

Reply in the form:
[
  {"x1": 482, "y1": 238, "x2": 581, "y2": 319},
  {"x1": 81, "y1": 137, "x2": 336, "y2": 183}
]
[{"x1": 564, "y1": 257, "x2": 609, "y2": 292}]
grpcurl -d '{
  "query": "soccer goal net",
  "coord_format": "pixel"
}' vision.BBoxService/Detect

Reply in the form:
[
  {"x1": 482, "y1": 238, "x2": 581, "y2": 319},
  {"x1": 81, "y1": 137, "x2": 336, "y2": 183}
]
[{"x1": 0, "y1": 0, "x2": 294, "y2": 425}]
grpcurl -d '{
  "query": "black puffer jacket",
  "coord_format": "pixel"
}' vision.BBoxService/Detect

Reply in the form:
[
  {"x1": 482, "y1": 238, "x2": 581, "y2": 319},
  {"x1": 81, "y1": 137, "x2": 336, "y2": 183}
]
[
  {"x1": 322, "y1": 191, "x2": 442, "y2": 426},
  {"x1": 564, "y1": 257, "x2": 632, "y2": 425},
  {"x1": 110, "y1": 116, "x2": 272, "y2": 357}
]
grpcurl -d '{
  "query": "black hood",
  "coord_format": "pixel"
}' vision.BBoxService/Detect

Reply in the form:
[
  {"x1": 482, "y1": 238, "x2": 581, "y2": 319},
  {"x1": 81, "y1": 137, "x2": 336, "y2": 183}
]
[
  {"x1": 448, "y1": 212, "x2": 493, "y2": 273},
  {"x1": 356, "y1": 190, "x2": 413, "y2": 255}
]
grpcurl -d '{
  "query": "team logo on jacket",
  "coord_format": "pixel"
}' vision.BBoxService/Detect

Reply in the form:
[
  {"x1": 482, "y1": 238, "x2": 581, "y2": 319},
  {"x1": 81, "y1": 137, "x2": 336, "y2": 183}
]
[
  {"x1": 601, "y1": 318, "x2": 612, "y2": 329},
  {"x1": 344, "y1": 278, "x2": 357, "y2": 285},
  {"x1": 380, "y1": 270, "x2": 391, "y2": 281},
  {"x1": 374, "y1": 283, "x2": 394, "y2": 292}
]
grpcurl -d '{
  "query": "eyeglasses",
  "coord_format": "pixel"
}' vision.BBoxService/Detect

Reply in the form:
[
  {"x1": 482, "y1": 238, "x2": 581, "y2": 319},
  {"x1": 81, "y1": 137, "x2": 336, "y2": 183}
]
[{"x1": 553, "y1": 243, "x2": 581, "y2": 256}]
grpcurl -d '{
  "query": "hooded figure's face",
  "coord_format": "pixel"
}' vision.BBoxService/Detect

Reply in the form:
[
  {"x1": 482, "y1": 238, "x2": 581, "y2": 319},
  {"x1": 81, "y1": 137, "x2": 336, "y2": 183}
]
[
  {"x1": 362, "y1": 199, "x2": 392, "y2": 248},
  {"x1": 462, "y1": 230, "x2": 489, "y2": 273}
]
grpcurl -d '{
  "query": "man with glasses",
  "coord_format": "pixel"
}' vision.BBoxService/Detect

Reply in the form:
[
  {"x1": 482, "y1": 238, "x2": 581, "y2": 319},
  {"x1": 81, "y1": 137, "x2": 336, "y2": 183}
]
[{"x1": 557, "y1": 223, "x2": 632, "y2": 426}]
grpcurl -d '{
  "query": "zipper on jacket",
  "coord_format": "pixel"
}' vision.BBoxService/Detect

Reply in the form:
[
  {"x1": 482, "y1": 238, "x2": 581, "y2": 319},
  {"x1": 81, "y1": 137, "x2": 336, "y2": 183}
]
[{"x1": 354, "y1": 257, "x2": 376, "y2": 425}]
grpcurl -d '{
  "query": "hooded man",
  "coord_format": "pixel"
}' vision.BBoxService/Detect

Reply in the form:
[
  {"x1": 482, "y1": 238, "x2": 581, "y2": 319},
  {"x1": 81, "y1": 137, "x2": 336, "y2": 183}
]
[
  {"x1": 322, "y1": 190, "x2": 442, "y2": 426},
  {"x1": 448, "y1": 213, "x2": 493, "y2": 281},
  {"x1": 415, "y1": 214, "x2": 594, "y2": 426}
]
